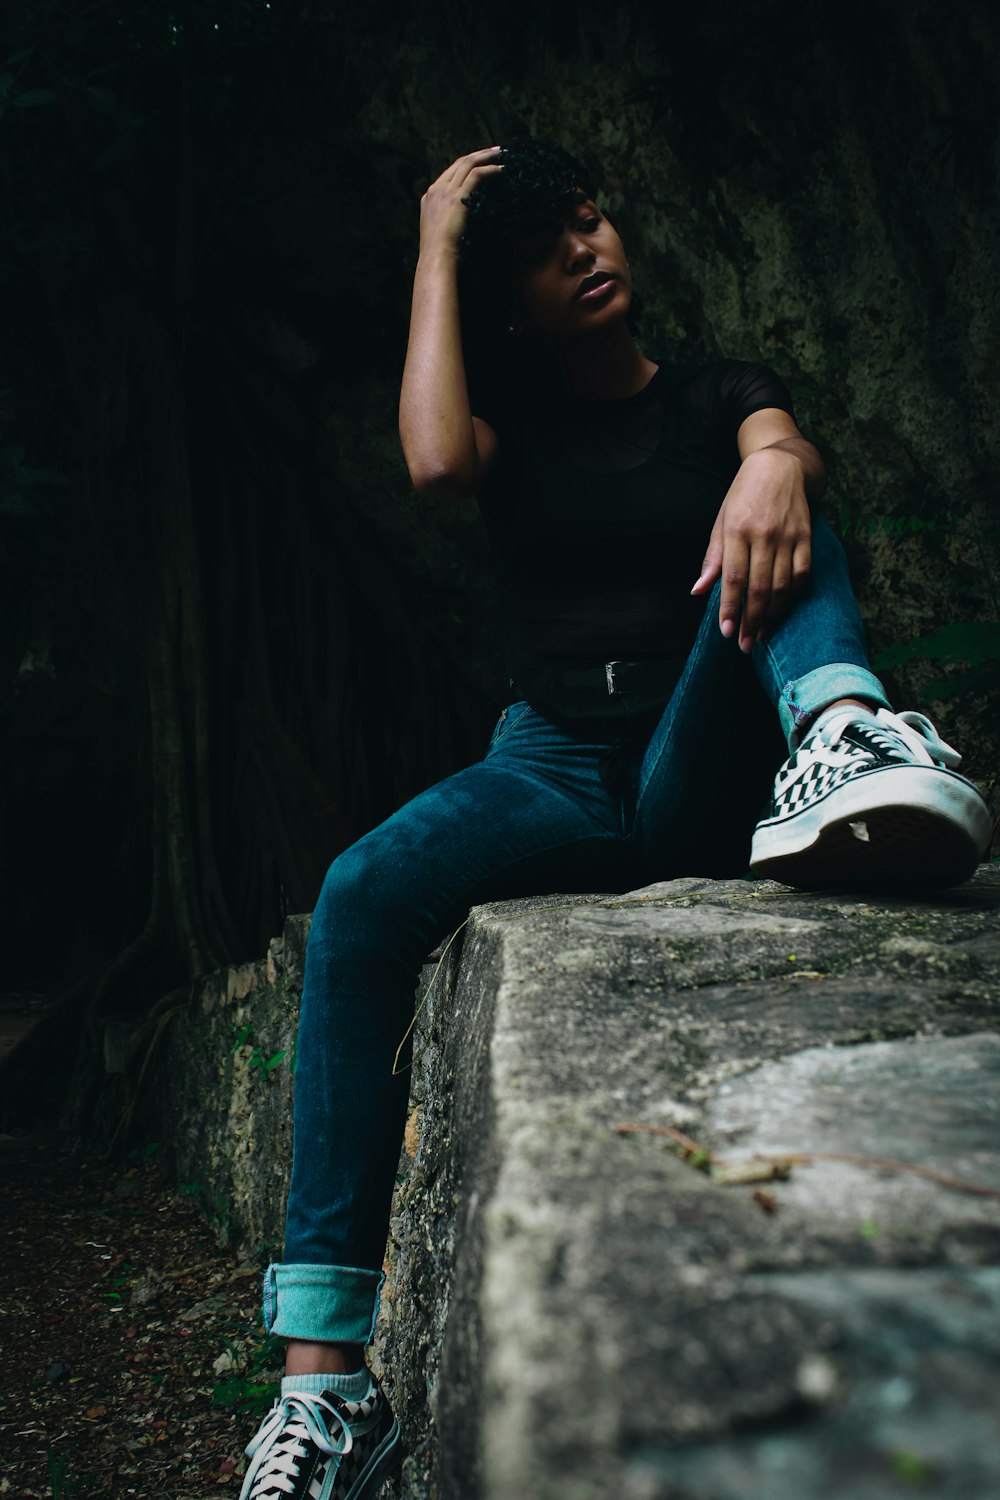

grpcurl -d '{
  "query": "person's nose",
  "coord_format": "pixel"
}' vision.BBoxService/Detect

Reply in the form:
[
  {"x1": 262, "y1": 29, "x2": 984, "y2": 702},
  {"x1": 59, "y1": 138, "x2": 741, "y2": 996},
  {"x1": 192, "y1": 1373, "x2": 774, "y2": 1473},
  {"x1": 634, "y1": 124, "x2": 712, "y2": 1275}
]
[{"x1": 563, "y1": 229, "x2": 595, "y2": 272}]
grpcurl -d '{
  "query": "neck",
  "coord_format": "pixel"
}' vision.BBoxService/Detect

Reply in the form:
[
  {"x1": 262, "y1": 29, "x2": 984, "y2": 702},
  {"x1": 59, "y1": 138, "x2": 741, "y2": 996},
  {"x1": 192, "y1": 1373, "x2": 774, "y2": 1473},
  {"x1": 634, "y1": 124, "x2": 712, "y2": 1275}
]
[{"x1": 546, "y1": 325, "x2": 657, "y2": 400}]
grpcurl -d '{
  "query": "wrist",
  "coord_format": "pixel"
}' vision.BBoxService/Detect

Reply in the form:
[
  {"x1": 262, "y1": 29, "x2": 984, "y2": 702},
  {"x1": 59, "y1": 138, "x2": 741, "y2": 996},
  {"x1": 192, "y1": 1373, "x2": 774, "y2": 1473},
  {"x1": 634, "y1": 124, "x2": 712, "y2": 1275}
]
[
  {"x1": 743, "y1": 442, "x2": 804, "y2": 475},
  {"x1": 752, "y1": 438, "x2": 825, "y2": 500},
  {"x1": 415, "y1": 243, "x2": 461, "y2": 278}
]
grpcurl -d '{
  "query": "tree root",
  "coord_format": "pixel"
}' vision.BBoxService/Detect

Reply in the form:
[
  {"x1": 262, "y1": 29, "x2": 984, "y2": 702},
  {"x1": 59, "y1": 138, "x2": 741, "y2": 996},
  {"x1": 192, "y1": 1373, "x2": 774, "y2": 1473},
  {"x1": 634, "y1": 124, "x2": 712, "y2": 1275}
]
[{"x1": 104, "y1": 982, "x2": 195, "y2": 1159}]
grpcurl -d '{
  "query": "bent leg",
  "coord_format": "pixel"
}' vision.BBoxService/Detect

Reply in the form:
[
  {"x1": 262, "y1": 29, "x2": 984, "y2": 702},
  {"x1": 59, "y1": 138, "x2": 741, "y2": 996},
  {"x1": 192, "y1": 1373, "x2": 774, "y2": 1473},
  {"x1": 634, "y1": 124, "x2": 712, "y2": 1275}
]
[
  {"x1": 747, "y1": 526, "x2": 990, "y2": 886},
  {"x1": 752, "y1": 514, "x2": 889, "y2": 746},
  {"x1": 632, "y1": 515, "x2": 890, "y2": 874},
  {"x1": 629, "y1": 584, "x2": 782, "y2": 875},
  {"x1": 268, "y1": 708, "x2": 632, "y2": 1344}
]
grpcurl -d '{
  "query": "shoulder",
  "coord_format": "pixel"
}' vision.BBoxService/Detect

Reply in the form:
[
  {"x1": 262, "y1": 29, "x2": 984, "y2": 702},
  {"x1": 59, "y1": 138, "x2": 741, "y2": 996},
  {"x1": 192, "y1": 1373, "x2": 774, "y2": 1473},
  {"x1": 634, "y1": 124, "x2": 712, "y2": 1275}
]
[{"x1": 680, "y1": 359, "x2": 796, "y2": 430}]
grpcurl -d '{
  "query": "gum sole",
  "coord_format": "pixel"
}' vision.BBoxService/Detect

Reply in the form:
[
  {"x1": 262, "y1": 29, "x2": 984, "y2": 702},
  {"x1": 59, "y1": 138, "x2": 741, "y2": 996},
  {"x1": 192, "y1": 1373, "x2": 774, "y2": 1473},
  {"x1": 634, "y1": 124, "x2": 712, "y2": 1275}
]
[{"x1": 750, "y1": 803, "x2": 984, "y2": 890}]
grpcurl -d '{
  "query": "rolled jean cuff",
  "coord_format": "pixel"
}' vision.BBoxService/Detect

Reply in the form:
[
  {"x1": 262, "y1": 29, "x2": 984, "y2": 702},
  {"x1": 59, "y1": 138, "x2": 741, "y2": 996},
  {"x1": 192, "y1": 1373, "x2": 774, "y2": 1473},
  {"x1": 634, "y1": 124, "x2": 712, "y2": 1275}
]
[
  {"x1": 262, "y1": 1262, "x2": 384, "y2": 1345},
  {"x1": 780, "y1": 664, "x2": 891, "y2": 749}
]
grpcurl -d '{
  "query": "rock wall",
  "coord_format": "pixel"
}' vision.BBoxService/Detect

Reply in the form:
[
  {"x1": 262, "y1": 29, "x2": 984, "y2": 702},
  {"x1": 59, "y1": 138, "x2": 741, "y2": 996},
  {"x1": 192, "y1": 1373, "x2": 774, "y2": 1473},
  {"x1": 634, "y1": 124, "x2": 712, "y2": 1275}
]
[
  {"x1": 150, "y1": 867, "x2": 1000, "y2": 1498},
  {"x1": 147, "y1": 921, "x2": 306, "y2": 1254},
  {"x1": 338, "y1": 0, "x2": 1000, "y2": 793}
]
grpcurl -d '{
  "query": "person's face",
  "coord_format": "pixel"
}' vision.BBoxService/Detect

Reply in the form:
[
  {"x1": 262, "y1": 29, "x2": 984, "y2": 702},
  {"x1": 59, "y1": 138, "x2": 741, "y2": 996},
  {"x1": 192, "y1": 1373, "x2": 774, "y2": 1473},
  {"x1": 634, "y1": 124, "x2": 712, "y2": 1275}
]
[{"x1": 510, "y1": 197, "x2": 632, "y2": 340}]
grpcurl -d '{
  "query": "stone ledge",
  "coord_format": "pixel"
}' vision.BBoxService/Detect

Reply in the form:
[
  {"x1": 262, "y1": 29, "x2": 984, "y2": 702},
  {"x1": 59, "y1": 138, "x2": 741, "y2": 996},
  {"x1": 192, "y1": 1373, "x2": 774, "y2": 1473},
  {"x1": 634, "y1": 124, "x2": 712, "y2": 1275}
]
[
  {"x1": 147, "y1": 868, "x2": 1000, "y2": 1499},
  {"x1": 147, "y1": 917, "x2": 309, "y2": 1256}
]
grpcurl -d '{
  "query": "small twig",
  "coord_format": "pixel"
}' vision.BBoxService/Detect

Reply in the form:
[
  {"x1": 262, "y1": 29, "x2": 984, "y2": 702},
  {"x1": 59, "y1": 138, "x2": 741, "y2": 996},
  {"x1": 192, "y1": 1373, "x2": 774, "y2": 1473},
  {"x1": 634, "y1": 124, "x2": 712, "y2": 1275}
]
[
  {"x1": 391, "y1": 917, "x2": 471, "y2": 1076},
  {"x1": 614, "y1": 1122, "x2": 1000, "y2": 1201},
  {"x1": 784, "y1": 1150, "x2": 1000, "y2": 1200},
  {"x1": 616, "y1": 1122, "x2": 706, "y2": 1156}
]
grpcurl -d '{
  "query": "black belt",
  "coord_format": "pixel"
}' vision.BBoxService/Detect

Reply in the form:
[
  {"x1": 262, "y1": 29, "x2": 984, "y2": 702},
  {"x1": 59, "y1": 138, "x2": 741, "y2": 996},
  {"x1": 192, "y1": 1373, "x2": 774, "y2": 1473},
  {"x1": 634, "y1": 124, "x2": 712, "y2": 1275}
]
[{"x1": 548, "y1": 658, "x2": 683, "y2": 698}]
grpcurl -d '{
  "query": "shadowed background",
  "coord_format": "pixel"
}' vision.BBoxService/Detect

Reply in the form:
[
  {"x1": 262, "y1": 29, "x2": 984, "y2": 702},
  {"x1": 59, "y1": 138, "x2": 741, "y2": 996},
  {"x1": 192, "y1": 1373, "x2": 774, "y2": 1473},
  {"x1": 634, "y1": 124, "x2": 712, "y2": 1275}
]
[{"x1": 1, "y1": 0, "x2": 997, "y2": 1124}]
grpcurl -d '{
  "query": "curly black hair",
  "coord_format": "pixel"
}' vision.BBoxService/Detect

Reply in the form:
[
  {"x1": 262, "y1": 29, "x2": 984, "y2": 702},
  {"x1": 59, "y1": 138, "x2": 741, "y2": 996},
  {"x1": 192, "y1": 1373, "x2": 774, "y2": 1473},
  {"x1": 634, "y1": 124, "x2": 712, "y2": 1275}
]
[{"x1": 459, "y1": 136, "x2": 598, "y2": 283}]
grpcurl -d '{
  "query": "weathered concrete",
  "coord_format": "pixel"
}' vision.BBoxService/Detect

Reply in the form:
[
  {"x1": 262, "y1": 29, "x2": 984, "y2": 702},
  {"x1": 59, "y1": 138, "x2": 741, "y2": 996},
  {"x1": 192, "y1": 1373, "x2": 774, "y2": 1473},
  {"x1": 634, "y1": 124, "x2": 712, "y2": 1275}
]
[{"x1": 149, "y1": 868, "x2": 1000, "y2": 1499}]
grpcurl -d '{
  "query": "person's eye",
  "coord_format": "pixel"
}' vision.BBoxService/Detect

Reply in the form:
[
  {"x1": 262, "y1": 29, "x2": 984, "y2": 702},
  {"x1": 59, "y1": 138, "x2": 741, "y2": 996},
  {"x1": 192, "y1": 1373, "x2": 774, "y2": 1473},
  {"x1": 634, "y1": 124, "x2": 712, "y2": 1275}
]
[
  {"x1": 576, "y1": 216, "x2": 601, "y2": 232},
  {"x1": 518, "y1": 237, "x2": 554, "y2": 268}
]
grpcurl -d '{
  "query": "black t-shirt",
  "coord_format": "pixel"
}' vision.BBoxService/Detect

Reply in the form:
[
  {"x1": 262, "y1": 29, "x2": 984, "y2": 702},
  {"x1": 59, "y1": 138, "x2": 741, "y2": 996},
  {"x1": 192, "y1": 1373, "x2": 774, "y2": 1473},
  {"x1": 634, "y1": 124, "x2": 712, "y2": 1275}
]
[{"x1": 477, "y1": 359, "x2": 795, "y2": 722}]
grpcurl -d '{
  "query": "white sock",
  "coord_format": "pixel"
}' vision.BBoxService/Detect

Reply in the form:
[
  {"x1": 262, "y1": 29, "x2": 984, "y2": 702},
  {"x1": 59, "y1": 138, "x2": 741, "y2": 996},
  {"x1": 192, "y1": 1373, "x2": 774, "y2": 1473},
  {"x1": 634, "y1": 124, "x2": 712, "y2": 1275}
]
[
  {"x1": 814, "y1": 701, "x2": 878, "y2": 727},
  {"x1": 281, "y1": 1367, "x2": 371, "y2": 1400},
  {"x1": 798, "y1": 700, "x2": 879, "y2": 746}
]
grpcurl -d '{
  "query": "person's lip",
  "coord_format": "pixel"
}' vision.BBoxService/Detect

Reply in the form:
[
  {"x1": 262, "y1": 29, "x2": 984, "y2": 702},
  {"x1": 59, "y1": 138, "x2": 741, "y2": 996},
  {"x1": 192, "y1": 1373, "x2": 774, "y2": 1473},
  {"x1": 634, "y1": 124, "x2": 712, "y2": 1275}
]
[{"x1": 573, "y1": 270, "x2": 617, "y2": 301}]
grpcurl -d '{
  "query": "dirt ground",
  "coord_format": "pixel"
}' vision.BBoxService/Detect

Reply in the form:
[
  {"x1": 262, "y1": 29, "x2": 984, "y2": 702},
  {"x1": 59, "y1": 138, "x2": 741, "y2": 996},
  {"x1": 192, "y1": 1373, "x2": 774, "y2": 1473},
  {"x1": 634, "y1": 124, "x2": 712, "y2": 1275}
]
[{"x1": 1, "y1": 1127, "x2": 278, "y2": 1498}]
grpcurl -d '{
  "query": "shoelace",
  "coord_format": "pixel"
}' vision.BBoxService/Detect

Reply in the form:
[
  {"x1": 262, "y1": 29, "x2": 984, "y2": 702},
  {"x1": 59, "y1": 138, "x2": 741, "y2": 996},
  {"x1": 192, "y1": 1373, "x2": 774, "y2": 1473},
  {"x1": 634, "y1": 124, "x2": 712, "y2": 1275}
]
[
  {"x1": 817, "y1": 708, "x2": 962, "y2": 770},
  {"x1": 245, "y1": 1391, "x2": 353, "y2": 1499}
]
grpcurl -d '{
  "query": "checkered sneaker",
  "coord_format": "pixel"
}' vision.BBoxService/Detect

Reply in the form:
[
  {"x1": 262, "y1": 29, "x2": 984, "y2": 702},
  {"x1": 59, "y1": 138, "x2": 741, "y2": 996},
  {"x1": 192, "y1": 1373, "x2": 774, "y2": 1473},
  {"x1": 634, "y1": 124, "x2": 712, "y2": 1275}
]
[
  {"x1": 750, "y1": 706, "x2": 992, "y2": 888},
  {"x1": 240, "y1": 1380, "x2": 401, "y2": 1500}
]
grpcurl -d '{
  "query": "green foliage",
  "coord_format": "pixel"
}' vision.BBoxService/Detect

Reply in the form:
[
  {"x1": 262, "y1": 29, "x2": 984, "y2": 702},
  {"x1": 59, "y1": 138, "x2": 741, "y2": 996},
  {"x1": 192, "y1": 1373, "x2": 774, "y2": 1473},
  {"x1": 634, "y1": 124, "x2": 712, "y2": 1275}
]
[
  {"x1": 872, "y1": 622, "x2": 1000, "y2": 702},
  {"x1": 249, "y1": 1047, "x2": 288, "y2": 1074},
  {"x1": 45, "y1": 1441, "x2": 95, "y2": 1498},
  {"x1": 127, "y1": 1140, "x2": 160, "y2": 1163},
  {"x1": 873, "y1": 622, "x2": 1000, "y2": 671},
  {"x1": 888, "y1": 1449, "x2": 935, "y2": 1484},
  {"x1": 46, "y1": 1442, "x2": 72, "y2": 1499},
  {"x1": 211, "y1": 1332, "x2": 282, "y2": 1417},
  {"x1": 231, "y1": 1024, "x2": 289, "y2": 1073},
  {"x1": 231, "y1": 1024, "x2": 254, "y2": 1053},
  {"x1": 839, "y1": 512, "x2": 947, "y2": 539},
  {"x1": 0, "y1": 72, "x2": 56, "y2": 118},
  {"x1": 211, "y1": 1372, "x2": 275, "y2": 1413}
]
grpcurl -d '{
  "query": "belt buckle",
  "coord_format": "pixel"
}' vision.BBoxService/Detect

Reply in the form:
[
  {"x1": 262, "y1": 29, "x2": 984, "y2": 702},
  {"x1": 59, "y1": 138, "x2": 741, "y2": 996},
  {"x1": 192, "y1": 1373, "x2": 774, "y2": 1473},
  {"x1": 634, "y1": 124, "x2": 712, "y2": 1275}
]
[{"x1": 605, "y1": 660, "x2": 621, "y2": 695}]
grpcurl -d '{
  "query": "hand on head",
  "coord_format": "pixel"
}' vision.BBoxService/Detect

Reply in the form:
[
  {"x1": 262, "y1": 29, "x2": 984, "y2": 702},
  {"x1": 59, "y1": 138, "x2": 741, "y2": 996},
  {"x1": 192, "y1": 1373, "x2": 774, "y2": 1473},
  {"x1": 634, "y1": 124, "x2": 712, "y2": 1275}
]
[{"x1": 419, "y1": 148, "x2": 503, "y2": 261}]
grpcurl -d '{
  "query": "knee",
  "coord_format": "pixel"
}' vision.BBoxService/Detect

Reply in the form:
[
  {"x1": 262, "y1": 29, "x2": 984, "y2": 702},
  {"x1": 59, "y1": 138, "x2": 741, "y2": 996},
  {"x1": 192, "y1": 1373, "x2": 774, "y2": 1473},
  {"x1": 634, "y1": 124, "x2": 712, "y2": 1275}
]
[
  {"x1": 301, "y1": 837, "x2": 443, "y2": 1019},
  {"x1": 313, "y1": 835, "x2": 386, "y2": 928},
  {"x1": 299, "y1": 840, "x2": 395, "y2": 989},
  {"x1": 310, "y1": 830, "x2": 431, "y2": 960}
]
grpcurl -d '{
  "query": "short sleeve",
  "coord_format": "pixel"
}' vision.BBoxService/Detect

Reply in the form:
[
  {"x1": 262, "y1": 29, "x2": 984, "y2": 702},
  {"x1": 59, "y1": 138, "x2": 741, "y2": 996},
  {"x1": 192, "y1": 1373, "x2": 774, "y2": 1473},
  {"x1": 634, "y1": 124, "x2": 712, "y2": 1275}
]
[{"x1": 689, "y1": 361, "x2": 796, "y2": 442}]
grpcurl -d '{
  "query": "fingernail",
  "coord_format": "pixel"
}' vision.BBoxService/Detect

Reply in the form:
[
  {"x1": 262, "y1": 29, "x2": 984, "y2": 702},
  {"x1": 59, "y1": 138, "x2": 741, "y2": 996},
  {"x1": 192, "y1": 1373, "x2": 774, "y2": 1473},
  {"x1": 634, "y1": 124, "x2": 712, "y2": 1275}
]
[{"x1": 720, "y1": 620, "x2": 734, "y2": 638}]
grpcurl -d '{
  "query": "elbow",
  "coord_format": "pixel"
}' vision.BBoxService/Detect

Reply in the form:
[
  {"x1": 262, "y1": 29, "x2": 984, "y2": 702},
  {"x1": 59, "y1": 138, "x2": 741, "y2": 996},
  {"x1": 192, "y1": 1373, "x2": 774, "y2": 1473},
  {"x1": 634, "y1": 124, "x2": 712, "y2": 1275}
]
[{"x1": 404, "y1": 454, "x2": 478, "y2": 501}]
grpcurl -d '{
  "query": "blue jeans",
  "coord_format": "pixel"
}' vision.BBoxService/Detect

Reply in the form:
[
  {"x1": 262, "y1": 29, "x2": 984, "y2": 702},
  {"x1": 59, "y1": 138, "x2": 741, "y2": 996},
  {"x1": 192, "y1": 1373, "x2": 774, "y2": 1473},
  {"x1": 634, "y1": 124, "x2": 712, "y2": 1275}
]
[{"x1": 263, "y1": 515, "x2": 888, "y2": 1344}]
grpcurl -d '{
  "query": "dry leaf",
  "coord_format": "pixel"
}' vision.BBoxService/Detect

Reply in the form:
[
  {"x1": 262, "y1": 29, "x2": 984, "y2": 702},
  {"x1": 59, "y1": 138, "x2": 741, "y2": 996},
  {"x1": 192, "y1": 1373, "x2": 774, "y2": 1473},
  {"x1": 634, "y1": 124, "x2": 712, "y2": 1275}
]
[{"x1": 711, "y1": 1157, "x2": 792, "y2": 1185}]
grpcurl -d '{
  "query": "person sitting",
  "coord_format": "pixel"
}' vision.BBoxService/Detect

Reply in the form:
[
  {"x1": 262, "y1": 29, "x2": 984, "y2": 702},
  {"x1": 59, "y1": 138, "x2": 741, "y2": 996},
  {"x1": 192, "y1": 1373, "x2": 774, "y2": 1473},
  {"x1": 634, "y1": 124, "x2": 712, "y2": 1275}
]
[{"x1": 237, "y1": 137, "x2": 990, "y2": 1500}]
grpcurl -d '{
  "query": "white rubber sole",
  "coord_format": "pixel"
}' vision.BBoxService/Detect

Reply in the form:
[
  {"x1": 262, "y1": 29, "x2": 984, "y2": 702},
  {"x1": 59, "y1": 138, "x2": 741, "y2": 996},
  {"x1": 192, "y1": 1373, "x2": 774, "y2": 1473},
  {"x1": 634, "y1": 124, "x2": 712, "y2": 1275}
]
[{"x1": 750, "y1": 766, "x2": 992, "y2": 889}]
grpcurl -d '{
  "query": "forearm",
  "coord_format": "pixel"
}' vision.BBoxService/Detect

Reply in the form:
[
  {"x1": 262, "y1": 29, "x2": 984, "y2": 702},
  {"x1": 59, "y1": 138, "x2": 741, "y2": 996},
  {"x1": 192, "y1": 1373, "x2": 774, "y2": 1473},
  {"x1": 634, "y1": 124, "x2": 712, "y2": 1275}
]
[{"x1": 399, "y1": 252, "x2": 480, "y2": 497}]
